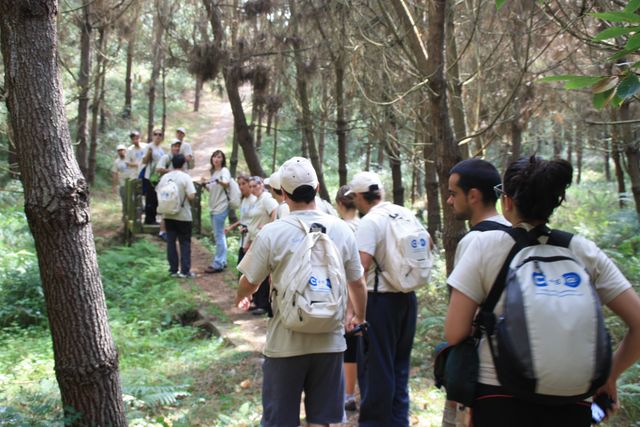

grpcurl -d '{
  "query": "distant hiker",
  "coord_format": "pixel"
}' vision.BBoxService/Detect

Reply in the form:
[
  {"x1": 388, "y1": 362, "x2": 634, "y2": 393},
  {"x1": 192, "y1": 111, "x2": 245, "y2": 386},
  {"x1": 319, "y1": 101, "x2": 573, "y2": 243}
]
[
  {"x1": 175, "y1": 127, "x2": 194, "y2": 169},
  {"x1": 156, "y1": 140, "x2": 185, "y2": 174},
  {"x1": 224, "y1": 175, "x2": 256, "y2": 268},
  {"x1": 335, "y1": 184, "x2": 361, "y2": 412},
  {"x1": 156, "y1": 154, "x2": 196, "y2": 278},
  {"x1": 111, "y1": 144, "x2": 129, "y2": 219},
  {"x1": 441, "y1": 158, "x2": 510, "y2": 427},
  {"x1": 348, "y1": 171, "x2": 433, "y2": 427},
  {"x1": 141, "y1": 128, "x2": 165, "y2": 225},
  {"x1": 315, "y1": 194, "x2": 339, "y2": 216},
  {"x1": 244, "y1": 176, "x2": 278, "y2": 316},
  {"x1": 203, "y1": 150, "x2": 231, "y2": 274},
  {"x1": 445, "y1": 156, "x2": 640, "y2": 427},
  {"x1": 125, "y1": 130, "x2": 146, "y2": 178},
  {"x1": 265, "y1": 170, "x2": 290, "y2": 219},
  {"x1": 235, "y1": 156, "x2": 367, "y2": 427}
]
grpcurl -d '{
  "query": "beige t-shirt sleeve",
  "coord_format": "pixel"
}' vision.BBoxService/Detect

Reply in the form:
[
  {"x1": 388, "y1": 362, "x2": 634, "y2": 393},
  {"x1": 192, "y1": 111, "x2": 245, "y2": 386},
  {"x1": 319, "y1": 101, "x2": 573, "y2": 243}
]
[{"x1": 238, "y1": 232, "x2": 271, "y2": 285}]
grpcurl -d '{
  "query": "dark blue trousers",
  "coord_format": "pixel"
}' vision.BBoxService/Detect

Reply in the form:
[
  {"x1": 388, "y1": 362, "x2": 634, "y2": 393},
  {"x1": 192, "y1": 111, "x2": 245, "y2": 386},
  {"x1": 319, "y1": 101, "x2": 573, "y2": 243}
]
[
  {"x1": 165, "y1": 219, "x2": 192, "y2": 274},
  {"x1": 357, "y1": 291, "x2": 417, "y2": 427}
]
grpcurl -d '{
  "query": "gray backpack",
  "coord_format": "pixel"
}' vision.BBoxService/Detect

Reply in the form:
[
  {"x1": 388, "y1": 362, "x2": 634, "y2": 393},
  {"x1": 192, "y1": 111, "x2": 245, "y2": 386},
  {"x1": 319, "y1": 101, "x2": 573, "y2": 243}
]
[{"x1": 477, "y1": 226, "x2": 611, "y2": 405}]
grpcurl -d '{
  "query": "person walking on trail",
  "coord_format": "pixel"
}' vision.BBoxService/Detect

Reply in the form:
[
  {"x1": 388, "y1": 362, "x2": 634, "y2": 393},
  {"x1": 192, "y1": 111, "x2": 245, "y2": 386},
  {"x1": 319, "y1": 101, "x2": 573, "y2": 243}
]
[
  {"x1": 224, "y1": 175, "x2": 256, "y2": 271},
  {"x1": 244, "y1": 176, "x2": 278, "y2": 316},
  {"x1": 111, "y1": 144, "x2": 129, "y2": 220},
  {"x1": 445, "y1": 156, "x2": 640, "y2": 427},
  {"x1": 141, "y1": 128, "x2": 165, "y2": 225},
  {"x1": 441, "y1": 158, "x2": 510, "y2": 427},
  {"x1": 156, "y1": 154, "x2": 196, "y2": 278},
  {"x1": 235, "y1": 156, "x2": 368, "y2": 427},
  {"x1": 156, "y1": 140, "x2": 184, "y2": 241},
  {"x1": 348, "y1": 170, "x2": 432, "y2": 427},
  {"x1": 175, "y1": 127, "x2": 194, "y2": 169},
  {"x1": 335, "y1": 185, "x2": 361, "y2": 412},
  {"x1": 125, "y1": 130, "x2": 146, "y2": 178},
  {"x1": 203, "y1": 150, "x2": 231, "y2": 274},
  {"x1": 265, "y1": 170, "x2": 290, "y2": 219}
]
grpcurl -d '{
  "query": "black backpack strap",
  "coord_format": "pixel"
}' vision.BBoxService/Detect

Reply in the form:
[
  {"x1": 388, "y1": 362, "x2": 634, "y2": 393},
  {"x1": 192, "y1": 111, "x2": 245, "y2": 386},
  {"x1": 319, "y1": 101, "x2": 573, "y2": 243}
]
[
  {"x1": 548, "y1": 229, "x2": 573, "y2": 248},
  {"x1": 470, "y1": 220, "x2": 511, "y2": 232},
  {"x1": 474, "y1": 227, "x2": 530, "y2": 336}
]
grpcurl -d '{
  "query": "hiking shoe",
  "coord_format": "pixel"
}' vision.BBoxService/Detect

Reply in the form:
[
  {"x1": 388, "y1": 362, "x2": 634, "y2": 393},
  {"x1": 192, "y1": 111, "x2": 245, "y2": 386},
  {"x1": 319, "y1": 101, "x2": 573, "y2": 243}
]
[
  {"x1": 170, "y1": 272, "x2": 180, "y2": 278},
  {"x1": 251, "y1": 308, "x2": 267, "y2": 316},
  {"x1": 178, "y1": 272, "x2": 197, "y2": 279},
  {"x1": 344, "y1": 397, "x2": 357, "y2": 411},
  {"x1": 204, "y1": 266, "x2": 224, "y2": 274},
  {"x1": 158, "y1": 232, "x2": 167, "y2": 241}
]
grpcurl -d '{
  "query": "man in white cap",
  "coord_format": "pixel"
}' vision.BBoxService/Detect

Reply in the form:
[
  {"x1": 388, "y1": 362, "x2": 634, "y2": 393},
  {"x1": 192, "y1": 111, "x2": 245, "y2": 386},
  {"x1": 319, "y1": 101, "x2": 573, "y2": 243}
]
[
  {"x1": 175, "y1": 127, "x2": 194, "y2": 169},
  {"x1": 235, "y1": 157, "x2": 367, "y2": 427},
  {"x1": 112, "y1": 144, "x2": 129, "y2": 218},
  {"x1": 265, "y1": 170, "x2": 289, "y2": 219},
  {"x1": 347, "y1": 171, "x2": 431, "y2": 427}
]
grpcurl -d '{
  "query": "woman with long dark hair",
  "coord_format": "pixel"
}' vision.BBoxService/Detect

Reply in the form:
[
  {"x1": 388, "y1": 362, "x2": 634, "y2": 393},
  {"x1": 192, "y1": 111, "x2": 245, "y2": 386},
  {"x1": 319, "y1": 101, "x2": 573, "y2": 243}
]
[
  {"x1": 445, "y1": 156, "x2": 640, "y2": 426},
  {"x1": 203, "y1": 150, "x2": 230, "y2": 273}
]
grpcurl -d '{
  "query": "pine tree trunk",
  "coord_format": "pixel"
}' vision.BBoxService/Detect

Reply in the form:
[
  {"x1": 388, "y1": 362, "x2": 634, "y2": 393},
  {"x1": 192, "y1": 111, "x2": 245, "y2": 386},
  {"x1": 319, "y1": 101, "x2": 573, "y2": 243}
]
[
  {"x1": 289, "y1": 0, "x2": 329, "y2": 200},
  {"x1": 76, "y1": 2, "x2": 92, "y2": 177},
  {"x1": 576, "y1": 124, "x2": 583, "y2": 184},
  {"x1": 386, "y1": 111, "x2": 404, "y2": 205},
  {"x1": 335, "y1": 34, "x2": 347, "y2": 186},
  {"x1": 445, "y1": 2, "x2": 468, "y2": 159},
  {"x1": 147, "y1": 0, "x2": 166, "y2": 141},
  {"x1": 88, "y1": 26, "x2": 108, "y2": 186},
  {"x1": 0, "y1": 3, "x2": 126, "y2": 425},
  {"x1": 194, "y1": 76, "x2": 203, "y2": 112},
  {"x1": 620, "y1": 102, "x2": 640, "y2": 219}
]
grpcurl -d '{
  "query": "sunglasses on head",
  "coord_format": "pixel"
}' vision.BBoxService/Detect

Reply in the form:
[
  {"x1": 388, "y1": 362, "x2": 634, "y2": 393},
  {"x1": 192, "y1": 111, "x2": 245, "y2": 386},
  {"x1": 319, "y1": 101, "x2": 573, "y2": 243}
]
[{"x1": 494, "y1": 183, "x2": 505, "y2": 199}]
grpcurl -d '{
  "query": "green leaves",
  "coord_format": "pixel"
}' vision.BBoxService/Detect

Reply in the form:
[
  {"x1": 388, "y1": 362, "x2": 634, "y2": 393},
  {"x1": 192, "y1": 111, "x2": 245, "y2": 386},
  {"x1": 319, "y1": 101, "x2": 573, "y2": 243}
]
[
  {"x1": 496, "y1": 0, "x2": 506, "y2": 10},
  {"x1": 540, "y1": 72, "x2": 640, "y2": 109},
  {"x1": 593, "y1": 26, "x2": 639, "y2": 41},
  {"x1": 592, "y1": 11, "x2": 640, "y2": 23}
]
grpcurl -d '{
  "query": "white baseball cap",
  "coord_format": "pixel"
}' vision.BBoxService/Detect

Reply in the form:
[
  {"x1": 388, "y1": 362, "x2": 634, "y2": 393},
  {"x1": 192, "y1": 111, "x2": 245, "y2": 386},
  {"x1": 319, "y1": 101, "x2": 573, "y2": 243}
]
[
  {"x1": 264, "y1": 170, "x2": 282, "y2": 190},
  {"x1": 116, "y1": 144, "x2": 126, "y2": 151},
  {"x1": 176, "y1": 127, "x2": 186, "y2": 134},
  {"x1": 279, "y1": 157, "x2": 318, "y2": 194},
  {"x1": 345, "y1": 171, "x2": 383, "y2": 195},
  {"x1": 171, "y1": 139, "x2": 182, "y2": 146}
]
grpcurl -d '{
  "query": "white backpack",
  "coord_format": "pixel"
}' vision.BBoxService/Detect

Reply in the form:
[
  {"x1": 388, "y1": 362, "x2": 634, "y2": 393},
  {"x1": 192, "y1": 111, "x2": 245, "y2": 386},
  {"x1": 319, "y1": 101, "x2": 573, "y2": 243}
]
[
  {"x1": 370, "y1": 204, "x2": 433, "y2": 292},
  {"x1": 273, "y1": 217, "x2": 347, "y2": 334},
  {"x1": 156, "y1": 178, "x2": 183, "y2": 215},
  {"x1": 225, "y1": 179, "x2": 241, "y2": 210},
  {"x1": 481, "y1": 227, "x2": 611, "y2": 405}
]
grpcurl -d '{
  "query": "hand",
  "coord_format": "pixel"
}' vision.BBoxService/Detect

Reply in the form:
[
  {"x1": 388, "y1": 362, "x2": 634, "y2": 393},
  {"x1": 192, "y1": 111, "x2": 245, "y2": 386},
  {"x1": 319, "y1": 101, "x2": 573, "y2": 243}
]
[
  {"x1": 236, "y1": 295, "x2": 252, "y2": 311},
  {"x1": 595, "y1": 379, "x2": 619, "y2": 420},
  {"x1": 345, "y1": 311, "x2": 365, "y2": 333},
  {"x1": 223, "y1": 226, "x2": 230, "y2": 234},
  {"x1": 200, "y1": 176, "x2": 208, "y2": 184}
]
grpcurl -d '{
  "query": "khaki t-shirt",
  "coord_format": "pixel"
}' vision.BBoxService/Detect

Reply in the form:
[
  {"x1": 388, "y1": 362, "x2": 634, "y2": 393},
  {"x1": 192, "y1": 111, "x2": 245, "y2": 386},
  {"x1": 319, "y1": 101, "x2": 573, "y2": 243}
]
[
  {"x1": 246, "y1": 192, "x2": 278, "y2": 242},
  {"x1": 157, "y1": 170, "x2": 196, "y2": 222},
  {"x1": 206, "y1": 167, "x2": 231, "y2": 214},
  {"x1": 111, "y1": 157, "x2": 129, "y2": 186},
  {"x1": 125, "y1": 143, "x2": 147, "y2": 177},
  {"x1": 238, "y1": 210, "x2": 364, "y2": 357},
  {"x1": 447, "y1": 225, "x2": 632, "y2": 387}
]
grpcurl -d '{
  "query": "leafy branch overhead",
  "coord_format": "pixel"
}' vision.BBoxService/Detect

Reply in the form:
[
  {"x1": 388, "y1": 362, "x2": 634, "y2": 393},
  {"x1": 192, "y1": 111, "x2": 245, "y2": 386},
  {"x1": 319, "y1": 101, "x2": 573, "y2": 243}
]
[{"x1": 535, "y1": 0, "x2": 640, "y2": 108}]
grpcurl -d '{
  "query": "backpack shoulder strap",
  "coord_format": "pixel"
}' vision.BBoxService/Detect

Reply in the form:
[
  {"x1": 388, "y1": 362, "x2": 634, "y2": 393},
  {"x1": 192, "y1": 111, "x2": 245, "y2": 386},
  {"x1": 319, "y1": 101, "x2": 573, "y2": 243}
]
[
  {"x1": 470, "y1": 220, "x2": 511, "y2": 232},
  {"x1": 479, "y1": 227, "x2": 530, "y2": 315},
  {"x1": 548, "y1": 229, "x2": 574, "y2": 248}
]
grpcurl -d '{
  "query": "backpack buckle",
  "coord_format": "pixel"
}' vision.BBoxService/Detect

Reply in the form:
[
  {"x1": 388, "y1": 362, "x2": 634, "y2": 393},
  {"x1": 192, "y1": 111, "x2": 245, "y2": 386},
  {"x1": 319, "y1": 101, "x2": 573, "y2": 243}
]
[{"x1": 474, "y1": 310, "x2": 496, "y2": 337}]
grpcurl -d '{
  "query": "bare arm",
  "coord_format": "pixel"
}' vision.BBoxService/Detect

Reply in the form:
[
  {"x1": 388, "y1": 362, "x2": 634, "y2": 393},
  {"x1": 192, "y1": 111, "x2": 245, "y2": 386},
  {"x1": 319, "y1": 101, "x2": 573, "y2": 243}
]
[
  {"x1": 187, "y1": 192, "x2": 196, "y2": 202},
  {"x1": 597, "y1": 288, "x2": 640, "y2": 412},
  {"x1": 444, "y1": 288, "x2": 478, "y2": 345},
  {"x1": 346, "y1": 276, "x2": 367, "y2": 331},
  {"x1": 235, "y1": 274, "x2": 261, "y2": 310}
]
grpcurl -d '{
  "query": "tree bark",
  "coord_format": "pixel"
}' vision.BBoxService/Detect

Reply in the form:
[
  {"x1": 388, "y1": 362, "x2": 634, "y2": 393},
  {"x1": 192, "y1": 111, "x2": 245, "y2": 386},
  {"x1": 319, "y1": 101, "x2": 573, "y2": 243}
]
[
  {"x1": 386, "y1": 111, "x2": 404, "y2": 205},
  {"x1": 0, "y1": 2, "x2": 126, "y2": 425},
  {"x1": 335, "y1": 27, "x2": 347, "y2": 186},
  {"x1": 445, "y1": 1, "x2": 468, "y2": 159},
  {"x1": 576, "y1": 124, "x2": 583, "y2": 184},
  {"x1": 76, "y1": 2, "x2": 92, "y2": 177},
  {"x1": 88, "y1": 26, "x2": 108, "y2": 186},
  {"x1": 122, "y1": 1, "x2": 140, "y2": 120},
  {"x1": 289, "y1": 0, "x2": 330, "y2": 200},
  {"x1": 194, "y1": 76, "x2": 203, "y2": 112},
  {"x1": 390, "y1": 0, "x2": 464, "y2": 273},
  {"x1": 147, "y1": 0, "x2": 167, "y2": 141},
  {"x1": 620, "y1": 101, "x2": 640, "y2": 219}
]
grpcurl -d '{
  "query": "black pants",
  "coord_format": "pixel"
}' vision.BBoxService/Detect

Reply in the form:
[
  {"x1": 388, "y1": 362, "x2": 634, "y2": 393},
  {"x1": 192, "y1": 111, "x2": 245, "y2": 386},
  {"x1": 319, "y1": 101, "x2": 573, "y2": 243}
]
[
  {"x1": 165, "y1": 219, "x2": 192, "y2": 274},
  {"x1": 143, "y1": 178, "x2": 158, "y2": 224},
  {"x1": 472, "y1": 384, "x2": 591, "y2": 427}
]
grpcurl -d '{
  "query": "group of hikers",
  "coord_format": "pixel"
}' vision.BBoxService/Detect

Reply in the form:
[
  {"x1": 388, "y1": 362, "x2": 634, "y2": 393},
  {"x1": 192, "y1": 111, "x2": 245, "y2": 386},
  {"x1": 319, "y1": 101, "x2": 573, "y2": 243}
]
[{"x1": 112, "y1": 130, "x2": 640, "y2": 427}]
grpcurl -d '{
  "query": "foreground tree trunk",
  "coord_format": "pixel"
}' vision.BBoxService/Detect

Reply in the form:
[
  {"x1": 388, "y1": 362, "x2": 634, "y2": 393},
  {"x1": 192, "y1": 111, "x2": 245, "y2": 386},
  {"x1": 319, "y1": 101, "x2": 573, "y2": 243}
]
[{"x1": 0, "y1": 2, "x2": 126, "y2": 426}]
